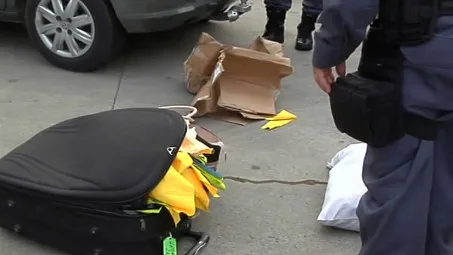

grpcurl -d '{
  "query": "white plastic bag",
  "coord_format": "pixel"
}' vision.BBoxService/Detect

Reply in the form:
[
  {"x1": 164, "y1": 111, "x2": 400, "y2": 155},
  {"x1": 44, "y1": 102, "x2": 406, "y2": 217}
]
[{"x1": 317, "y1": 143, "x2": 368, "y2": 232}]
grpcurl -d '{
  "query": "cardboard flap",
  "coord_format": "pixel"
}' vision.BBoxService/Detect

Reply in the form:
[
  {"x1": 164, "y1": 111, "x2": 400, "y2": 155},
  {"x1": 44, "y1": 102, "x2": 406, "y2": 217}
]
[
  {"x1": 208, "y1": 110, "x2": 255, "y2": 126},
  {"x1": 191, "y1": 61, "x2": 224, "y2": 116},
  {"x1": 249, "y1": 36, "x2": 285, "y2": 57},
  {"x1": 197, "y1": 32, "x2": 218, "y2": 44},
  {"x1": 184, "y1": 33, "x2": 224, "y2": 94},
  {"x1": 226, "y1": 47, "x2": 293, "y2": 78},
  {"x1": 191, "y1": 82, "x2": 218, "y2": 117},
  {"x1": 240, "y1": 112, "x2": 273, "y2": 120},
  {"x1": 217, "y1": 76, "x2": 277, "y2": 115},
  {"x1": 219, "y1": 48, "x2": 292, "y2": 90}
]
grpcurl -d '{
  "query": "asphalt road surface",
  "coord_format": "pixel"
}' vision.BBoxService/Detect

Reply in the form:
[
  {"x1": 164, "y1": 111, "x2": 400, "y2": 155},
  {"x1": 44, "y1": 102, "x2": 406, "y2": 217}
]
[{"x1": 0, "y1": 0, "x2": 361, "y2": 254}]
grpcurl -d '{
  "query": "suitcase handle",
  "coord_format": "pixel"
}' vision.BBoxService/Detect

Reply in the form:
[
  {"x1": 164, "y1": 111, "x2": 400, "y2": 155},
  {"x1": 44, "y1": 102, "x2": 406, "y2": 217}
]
[
  {"x1": 184, "y1": 231, "x2": 210, "y2": 255},
  {"x1": 171, "y1": 217, "x2": 210, "y2": 255}
]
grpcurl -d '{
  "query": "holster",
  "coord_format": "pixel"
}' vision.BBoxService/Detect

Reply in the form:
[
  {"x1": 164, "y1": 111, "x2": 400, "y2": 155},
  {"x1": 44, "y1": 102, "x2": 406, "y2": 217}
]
[{"x1": 329, "y1": 28, "x2": 406, "y2": 148}]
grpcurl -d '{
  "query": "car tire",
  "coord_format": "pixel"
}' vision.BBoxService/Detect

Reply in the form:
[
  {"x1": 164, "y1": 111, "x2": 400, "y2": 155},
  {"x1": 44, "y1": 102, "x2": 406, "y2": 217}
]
[{"x1": 25, "y1": 0, "x2": 125, "y2": 72}]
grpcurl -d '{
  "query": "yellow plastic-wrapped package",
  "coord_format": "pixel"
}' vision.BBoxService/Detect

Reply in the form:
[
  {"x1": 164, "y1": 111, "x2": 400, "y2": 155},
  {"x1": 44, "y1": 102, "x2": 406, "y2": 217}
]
[{"x1": 149, "y1": 165, "x2": 196, "y2": 217}]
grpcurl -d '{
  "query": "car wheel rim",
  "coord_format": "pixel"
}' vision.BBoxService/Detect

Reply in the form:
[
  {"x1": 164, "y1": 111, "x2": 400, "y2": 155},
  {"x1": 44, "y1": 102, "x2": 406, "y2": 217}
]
[{"x1": 35, "y1": 0, "x2": 96, "y2": 59}]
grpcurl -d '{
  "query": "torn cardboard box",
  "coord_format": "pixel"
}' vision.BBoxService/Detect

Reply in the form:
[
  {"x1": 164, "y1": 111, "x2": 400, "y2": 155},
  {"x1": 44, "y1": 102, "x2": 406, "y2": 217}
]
[
  {"x1": 184, "y1": 33, "x2": 294, "y2": 125},
  {"x1": 184, "y1": 33, "x2": 226, "y2": 95}
]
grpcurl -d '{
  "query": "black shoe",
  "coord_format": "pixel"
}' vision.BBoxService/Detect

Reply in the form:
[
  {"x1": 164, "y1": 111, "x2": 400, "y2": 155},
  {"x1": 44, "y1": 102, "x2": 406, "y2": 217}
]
[
  {"x1": 262, "y1": 7, "x2": 287, "y2": 44},
  {"x1": 295, "y1": 13, "x2": 318, "y2": 51},
  {"x1": 295, "y1": 35, "x2": 313, "y2": 51}
]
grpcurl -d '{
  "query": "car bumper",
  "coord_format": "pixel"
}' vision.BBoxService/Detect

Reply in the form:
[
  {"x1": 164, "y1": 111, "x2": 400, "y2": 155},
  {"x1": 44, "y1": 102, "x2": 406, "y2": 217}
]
[{"x1": 109, "y1": 0, "x2": 251, "y2": 33}]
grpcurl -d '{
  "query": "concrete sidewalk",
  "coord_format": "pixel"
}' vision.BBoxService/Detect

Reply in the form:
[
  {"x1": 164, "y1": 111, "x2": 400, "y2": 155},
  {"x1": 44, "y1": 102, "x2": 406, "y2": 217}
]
[{"x1": 0, "y1": 1, "x2": 361, "y2": 254}]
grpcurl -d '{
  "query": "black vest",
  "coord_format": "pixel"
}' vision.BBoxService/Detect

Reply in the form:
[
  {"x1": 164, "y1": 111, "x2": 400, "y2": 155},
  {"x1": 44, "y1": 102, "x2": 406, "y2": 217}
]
[{"x1": 375, "y1": 0, "x2": 453, "y2": 46}]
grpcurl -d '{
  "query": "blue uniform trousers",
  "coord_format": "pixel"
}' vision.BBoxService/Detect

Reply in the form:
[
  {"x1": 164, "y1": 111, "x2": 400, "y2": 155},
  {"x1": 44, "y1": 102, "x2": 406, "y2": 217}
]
[{"x1": 264, "y1": 0, "x2": 322, "y2": 15}]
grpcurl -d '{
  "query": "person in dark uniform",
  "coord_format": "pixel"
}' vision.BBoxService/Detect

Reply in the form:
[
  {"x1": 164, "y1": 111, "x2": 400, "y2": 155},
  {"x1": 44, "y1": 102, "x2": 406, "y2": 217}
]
[
  {"x1": 262, "y1": 0, "x2": 322, "y2": 51},
  {"x1": 312, "y1": 0, "x2": 453, "y2": 254}
]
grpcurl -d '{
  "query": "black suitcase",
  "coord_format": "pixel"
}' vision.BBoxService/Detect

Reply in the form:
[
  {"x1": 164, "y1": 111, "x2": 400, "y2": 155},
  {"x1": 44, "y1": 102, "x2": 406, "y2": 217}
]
[{"x1": 0, "y1": 108, "x2": 210, "y2": 255}]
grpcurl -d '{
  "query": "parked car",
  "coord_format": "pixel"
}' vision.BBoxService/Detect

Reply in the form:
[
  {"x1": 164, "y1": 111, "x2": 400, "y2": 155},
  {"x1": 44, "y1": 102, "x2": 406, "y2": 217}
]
[{"x1": 0, "y1": 0, "x2": 251, "y2": 72}]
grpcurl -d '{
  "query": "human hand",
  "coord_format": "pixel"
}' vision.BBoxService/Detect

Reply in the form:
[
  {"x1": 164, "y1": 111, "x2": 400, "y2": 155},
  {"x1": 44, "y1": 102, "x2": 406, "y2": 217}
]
[{"x1": 313, "y1": 63, "x2": 346, "y2": 93}]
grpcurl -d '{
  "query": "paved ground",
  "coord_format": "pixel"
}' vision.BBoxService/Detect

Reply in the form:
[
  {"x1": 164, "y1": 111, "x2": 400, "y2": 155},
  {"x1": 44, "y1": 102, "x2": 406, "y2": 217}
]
[{"x1": 0, "y1": 1, "x2": 362, "y2": 254}]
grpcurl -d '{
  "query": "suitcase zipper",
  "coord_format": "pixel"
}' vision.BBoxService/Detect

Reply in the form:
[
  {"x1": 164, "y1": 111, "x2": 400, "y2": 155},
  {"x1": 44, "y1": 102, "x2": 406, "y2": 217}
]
[{"x1": 140, "y1": 218, "x2": 147, "y2": 231}]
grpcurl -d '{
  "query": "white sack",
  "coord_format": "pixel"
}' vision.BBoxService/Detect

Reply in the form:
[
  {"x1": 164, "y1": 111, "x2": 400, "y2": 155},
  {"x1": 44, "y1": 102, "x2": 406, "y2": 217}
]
[{"x1": 317, "y1": 143, "x2": 368, "y2": 232}]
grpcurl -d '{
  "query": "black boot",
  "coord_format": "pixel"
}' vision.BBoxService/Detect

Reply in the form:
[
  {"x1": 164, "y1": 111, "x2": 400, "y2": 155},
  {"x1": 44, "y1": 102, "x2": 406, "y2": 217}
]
[
  {"x1": 295, "y1": 12, "x2": 318, "y2": 51},
  {"x1": 262, "y1": 7, "x2": 287, "y2": 44}
]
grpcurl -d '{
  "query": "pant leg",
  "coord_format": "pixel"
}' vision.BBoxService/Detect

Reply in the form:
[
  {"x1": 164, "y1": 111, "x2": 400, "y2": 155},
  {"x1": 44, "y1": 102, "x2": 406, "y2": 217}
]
[
  {"x1": 264, "y1": 0, "x2": 292, "y2": 11},
  {"x1": 426, "y1": 120, "x2": 453, "y2": 254},
  {"x1": 400, "y1": 16, "x2": 453, "y2": 253},
  {"x1": 357, "y1": 16, "x2": 453, "y2": 255},
  {"x1": 302, "y1": 0, "x2": 322, "y2": 15},
  {"x1": 356, "y1": 136, "x2": 433, "y2": 255}
]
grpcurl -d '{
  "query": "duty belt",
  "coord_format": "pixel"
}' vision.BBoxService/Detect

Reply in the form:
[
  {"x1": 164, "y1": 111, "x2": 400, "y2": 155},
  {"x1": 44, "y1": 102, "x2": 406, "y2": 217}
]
[{"x1": 404, "y1": 112, "x2": 438, "y2": 141}]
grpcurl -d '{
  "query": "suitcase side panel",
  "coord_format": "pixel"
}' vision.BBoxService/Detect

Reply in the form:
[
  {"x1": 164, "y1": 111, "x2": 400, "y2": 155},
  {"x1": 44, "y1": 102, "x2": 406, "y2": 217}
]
[
  {"x1": 0, "y1": 188, "x2": 175, "y2": 245},
  {"x1": 0, "y1": 213, "x2": 164, "y2": 255}
]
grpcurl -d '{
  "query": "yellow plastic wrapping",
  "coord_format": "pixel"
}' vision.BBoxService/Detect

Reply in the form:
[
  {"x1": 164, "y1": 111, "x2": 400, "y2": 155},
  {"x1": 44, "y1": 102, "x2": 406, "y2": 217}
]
[{"x1": 142, "y1": 128, "x2": 226, "y2": 225}]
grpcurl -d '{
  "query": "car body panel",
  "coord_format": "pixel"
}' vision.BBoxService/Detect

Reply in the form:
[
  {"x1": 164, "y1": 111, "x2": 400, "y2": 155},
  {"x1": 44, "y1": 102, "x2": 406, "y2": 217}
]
[
  {"x1": 109, "y1": 0, "x2": 239, "y2": 33},
  {"x1": 0, "y1": 0, "x2": 23, "y2": 22},
  {"x1": 6, "y1": 0, "x2": 15, "y2": 9},
  {"x1": 0, "y1": 0, "x2": 249, "y2": 33}
]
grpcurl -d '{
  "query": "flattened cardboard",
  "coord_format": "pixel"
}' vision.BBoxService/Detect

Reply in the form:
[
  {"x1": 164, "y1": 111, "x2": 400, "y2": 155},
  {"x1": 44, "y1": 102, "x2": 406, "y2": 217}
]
[{"x1": 187, "y1": 33, "x2": 294, "y2": 125}]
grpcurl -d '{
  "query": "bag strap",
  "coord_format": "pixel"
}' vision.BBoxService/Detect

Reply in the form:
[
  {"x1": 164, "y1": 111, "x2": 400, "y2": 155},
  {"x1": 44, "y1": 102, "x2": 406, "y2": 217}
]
[{"x1": 158, "y1": 105, "x2": 198, "y2": 128}]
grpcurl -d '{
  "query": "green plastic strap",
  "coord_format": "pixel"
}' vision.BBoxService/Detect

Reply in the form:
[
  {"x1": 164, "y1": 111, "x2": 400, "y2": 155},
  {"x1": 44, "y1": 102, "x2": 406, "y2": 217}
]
[{"x1": 136, "y1": 207, "x2": 162, "y2": 214}]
